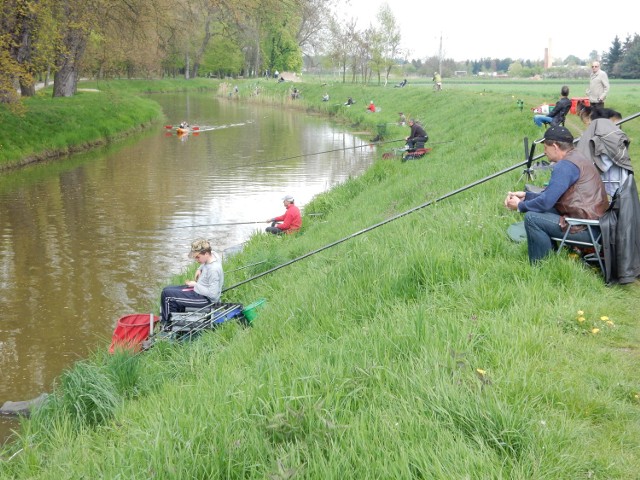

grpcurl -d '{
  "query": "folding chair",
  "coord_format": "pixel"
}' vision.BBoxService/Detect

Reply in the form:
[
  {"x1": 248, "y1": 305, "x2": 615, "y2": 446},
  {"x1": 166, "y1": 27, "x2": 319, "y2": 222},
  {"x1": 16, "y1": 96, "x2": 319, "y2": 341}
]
[
  {"x1": 550, "y1": 172, "x2": 636, "y2": 280},
  {"x1": 551, "y1": 218, "x2": 605, "y2": 275}
]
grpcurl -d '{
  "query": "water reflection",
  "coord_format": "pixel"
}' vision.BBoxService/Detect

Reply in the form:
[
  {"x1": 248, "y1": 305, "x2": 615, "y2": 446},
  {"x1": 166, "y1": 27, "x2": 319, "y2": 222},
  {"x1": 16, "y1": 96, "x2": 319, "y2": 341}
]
[{"x1": 0, "y1": 93, "x2": 376, "y2": 442}]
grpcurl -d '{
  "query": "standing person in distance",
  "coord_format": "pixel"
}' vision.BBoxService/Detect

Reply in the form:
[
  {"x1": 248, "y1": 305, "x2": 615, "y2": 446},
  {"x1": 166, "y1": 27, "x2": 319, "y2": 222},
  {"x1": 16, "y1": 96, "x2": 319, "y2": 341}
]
[
  {"x1": 586, "y1": 61, "x2": 609, "y2": 109},
  {"x1": 266, "y1": 195, "x2": 302, "y2": 235}
]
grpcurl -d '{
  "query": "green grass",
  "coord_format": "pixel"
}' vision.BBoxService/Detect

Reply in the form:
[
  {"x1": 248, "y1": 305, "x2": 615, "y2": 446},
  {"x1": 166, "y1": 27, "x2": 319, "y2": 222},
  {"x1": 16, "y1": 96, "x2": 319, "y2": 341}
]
[
  {"x1": 0, "y1": 79, "x2": 219, "y2": 169},
  {"x1": 1, "y1": 78, "x2": 639, "y2": 479}
]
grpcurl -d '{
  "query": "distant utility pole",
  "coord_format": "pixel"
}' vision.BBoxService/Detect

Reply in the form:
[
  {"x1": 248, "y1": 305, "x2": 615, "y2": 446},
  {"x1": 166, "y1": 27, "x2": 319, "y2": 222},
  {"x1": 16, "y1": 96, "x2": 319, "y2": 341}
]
[{"x1": 438, "y1": 33, "x2": 443, "y2": 75}]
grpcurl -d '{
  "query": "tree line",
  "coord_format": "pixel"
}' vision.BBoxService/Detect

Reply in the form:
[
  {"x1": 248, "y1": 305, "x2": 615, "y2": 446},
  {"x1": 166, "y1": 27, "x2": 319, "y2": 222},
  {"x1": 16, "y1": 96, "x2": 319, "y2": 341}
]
[{"x1": 2, "y1": 0, "x2": 639, "y2": 108}]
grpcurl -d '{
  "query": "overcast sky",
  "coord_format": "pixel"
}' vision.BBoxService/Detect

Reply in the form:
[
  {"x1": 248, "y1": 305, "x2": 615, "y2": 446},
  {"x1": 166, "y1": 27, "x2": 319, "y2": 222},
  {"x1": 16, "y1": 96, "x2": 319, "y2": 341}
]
[{"x1": 337, "y1": 0, "x2": 637, "y2": 62}]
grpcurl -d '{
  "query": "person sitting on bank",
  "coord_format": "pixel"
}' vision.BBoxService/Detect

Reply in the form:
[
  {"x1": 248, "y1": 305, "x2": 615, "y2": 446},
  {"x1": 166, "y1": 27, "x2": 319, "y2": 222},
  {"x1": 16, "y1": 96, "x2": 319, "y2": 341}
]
[
  {"x1": 504, "y1": 126, "x2": 609, "y2": 264},
  {"x1": 405, "y1": 119, "x2": 428, "y2": 150},
  {"x1": 265, "y1": 195, "x2": 302, "y2": 235},
  {"x1": 367, "y1": 101, "x2": 376, "y2": 112},
  {"x1": 398, "y1": 112, "x2": 406, "y2": 125},
  {"x1": 322, "y1": 93, "x2": 329, "y2": 102},
  {"x1": 344, "y1": 97, "x2": 355, "y2": 106},
  {"x1": 533, "y1": 85, "x2": 572, "y2": 128},
  {"x1": 160, "y1": 238, "x2": 224, "y2": 327}
]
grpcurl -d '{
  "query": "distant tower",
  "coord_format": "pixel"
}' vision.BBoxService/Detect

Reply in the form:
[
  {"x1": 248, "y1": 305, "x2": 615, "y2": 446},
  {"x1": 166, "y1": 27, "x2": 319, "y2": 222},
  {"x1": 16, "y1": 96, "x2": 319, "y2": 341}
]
[
  {"x1": 544, "y1": 38, "x2": 553, "y2": 68},
  {"x1": 544, "y1": 48, "x2": 550, "y2": 69}
]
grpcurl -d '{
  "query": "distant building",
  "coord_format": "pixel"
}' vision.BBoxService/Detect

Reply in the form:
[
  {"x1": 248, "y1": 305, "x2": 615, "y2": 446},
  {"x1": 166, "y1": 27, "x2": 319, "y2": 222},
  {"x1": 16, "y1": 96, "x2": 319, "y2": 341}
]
[{"x1": 544, "y1": 39, "x2": 552, "y2": 69}]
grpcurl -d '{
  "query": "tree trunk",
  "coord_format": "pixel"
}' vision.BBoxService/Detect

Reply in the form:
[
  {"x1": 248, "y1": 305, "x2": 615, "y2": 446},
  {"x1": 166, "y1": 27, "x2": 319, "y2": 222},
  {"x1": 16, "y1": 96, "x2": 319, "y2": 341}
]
[
  {"x1": 19, "y1": 78, "x2": 36, "y2": 96},
  {"x1": 53, "y1": 23, "x2": 88, "y2": 97}
]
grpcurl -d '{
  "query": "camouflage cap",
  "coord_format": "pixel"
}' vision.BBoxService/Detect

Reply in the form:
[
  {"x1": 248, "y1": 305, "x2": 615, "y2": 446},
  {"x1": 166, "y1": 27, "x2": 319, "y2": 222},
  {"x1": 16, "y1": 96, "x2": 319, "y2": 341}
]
[{"x1": 189, "y1": 238, "x2": 211, "y2": 258}]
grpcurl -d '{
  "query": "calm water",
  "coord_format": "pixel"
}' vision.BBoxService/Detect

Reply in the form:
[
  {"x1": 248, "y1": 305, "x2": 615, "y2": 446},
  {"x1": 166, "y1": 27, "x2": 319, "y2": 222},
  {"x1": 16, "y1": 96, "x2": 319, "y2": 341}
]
[{"x1": 0, "y1": 92, "x2": 377, "y2": 442}]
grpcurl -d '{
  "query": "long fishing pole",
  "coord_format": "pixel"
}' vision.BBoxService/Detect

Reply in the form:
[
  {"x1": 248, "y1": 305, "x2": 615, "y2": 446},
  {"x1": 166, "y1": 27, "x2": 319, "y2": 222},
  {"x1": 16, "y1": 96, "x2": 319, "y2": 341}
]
[
  {"x1": 156, "y1": 221, "x2": 264, "y2": 231},
  {"x1": 153, "y1": 213, "x2": 324, "y2": 231},
  {"x1": 222, "y1": 110, "x2": 640, "y2": 294},
  {"x1": 522, "y1": 110, "x2": 640, "y2": 174},
  {"x1": 215, "y1": 137, "x2": 406, "y2": 172},
  {"x1": 222, "y1": 159, "x2": 528, "y2": 293}
]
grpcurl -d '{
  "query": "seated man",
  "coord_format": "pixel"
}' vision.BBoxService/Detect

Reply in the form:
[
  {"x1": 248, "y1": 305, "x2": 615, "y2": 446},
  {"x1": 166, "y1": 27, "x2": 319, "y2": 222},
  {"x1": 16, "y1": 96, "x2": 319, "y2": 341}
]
[
  {"x1": 533, "y1": 85, "x2": 572, "y2": 127},
  {"x1": 265, "y1": 194, "x2": 302, "y2": 235},
  {"x1": 504, "y1": 126, "x2": 609, "y2": 263},
  {"x1": 160, "y1": 239, "x2": 224, "y2": 327},
  {"x1": 405, "y1": 119, "x2": 428, "y2": 150}
]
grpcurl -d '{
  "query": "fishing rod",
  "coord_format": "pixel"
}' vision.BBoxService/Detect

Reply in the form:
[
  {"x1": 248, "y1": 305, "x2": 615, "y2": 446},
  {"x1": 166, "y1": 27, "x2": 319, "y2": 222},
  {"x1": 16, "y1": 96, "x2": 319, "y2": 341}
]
[
  {"x1": 222, "y1": 159, "x2": 529, "y2": 293},
  {"x1": 215, "y1": 137, "x2": 406, "y2": 172},
  {"x1": 382, "y1": 140, "x2": 455, "y2": 159},
  {"x1": 152, "y1": 213, "x2": 324, "y2": 231},
  {"x1": 225, "y1": 260, "x2": 267, "y2": 274},
  {"x1": 222, "y1": 110, "x2": 640, "y2": 294},
  {"x1": 156, "y1": 221, "x2": 264, "y2": 231}
]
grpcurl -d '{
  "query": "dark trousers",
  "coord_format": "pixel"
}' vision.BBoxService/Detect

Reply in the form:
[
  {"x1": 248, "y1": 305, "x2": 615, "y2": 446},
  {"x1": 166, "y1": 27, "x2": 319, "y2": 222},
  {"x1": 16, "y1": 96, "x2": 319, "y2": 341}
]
[
  {"x1": 407, "y1": 136, "x2": 427, "y2": 149},
  {"x1": 160, "y1": 285, "x2": 211, "y2": 324},
  {"x1": 266, "y1": 222, "x2": 285, "y2": 235}
]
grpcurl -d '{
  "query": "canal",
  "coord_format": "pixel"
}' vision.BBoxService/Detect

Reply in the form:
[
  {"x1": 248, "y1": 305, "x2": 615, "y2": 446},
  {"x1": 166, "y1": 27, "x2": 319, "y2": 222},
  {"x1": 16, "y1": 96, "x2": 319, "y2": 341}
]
[{"x1": 0, "y1": 92, "x2": 377, "y2": 442}]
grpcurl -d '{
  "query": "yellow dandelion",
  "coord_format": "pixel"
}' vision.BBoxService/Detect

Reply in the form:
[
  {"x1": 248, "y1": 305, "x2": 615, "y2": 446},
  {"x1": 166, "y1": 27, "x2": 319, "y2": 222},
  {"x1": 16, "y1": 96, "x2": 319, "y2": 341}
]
[
  {"x1": 591, "y1": 328, "x2": 600, "y2": 334},
  {"x1": 577, "y1": 316, "x2": 586, "y2": 323},
  {"x1": 476, "y1": 368, "x2": 486, "y2": 376},
  {"x1": 606, "y1": 320, "x2": 614, "y2": 326},
  {"x1": 577, "y1": 310, "x2": 584, "y2": 316}
]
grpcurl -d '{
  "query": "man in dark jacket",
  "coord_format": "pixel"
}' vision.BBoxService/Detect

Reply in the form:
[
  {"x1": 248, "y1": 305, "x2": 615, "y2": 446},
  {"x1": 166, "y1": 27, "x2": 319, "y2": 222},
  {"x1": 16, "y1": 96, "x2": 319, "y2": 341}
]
[
  {"x1": 533, "y1": 85, "x2": 572, "y2": 127},
  {"x1": 504, "y1": 126, "x2": 609, "y2": 263},
  {"x1": 405, "y1": 119, "x2": 428, "y2": 149}
]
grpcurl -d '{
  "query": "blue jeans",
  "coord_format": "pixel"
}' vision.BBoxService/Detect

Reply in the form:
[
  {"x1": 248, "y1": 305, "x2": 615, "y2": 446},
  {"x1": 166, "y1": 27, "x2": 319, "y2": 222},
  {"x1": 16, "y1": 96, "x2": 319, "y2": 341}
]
[
  {"x1": 533, "y1": 115, "x2": 552, "y2": 127},
  {"x1": 524, "y1": 211, "x2": 599, "y2": 264}
]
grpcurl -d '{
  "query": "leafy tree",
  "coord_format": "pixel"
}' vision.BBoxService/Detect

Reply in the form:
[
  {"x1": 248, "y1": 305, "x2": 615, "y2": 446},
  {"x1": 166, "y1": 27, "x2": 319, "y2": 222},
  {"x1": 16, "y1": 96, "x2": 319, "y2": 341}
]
[
  {"x1": 0, "y1": 0, "x2": 57, "y2": 100},
  {"x1": 617, "y1": 34, "x2": 640, "y2": 79},
  {"x1": 602, "y1": 35, "x2": 622, "y2": 76},
  {"x1": 564, "y1": 55, "x2": 581, "y2": 66},
  {"x1": 374, "y1": 4, "x2": 401, "y2": 86},
  {"x1": 508, "y1": 61, "x2": 524, "y2": 77},
  {"x1": 293, "y1": 0, "x2": 338, "y2": 64},
  {"x1": 200, "y1": 36, "x2": 243, "y2": 77}
]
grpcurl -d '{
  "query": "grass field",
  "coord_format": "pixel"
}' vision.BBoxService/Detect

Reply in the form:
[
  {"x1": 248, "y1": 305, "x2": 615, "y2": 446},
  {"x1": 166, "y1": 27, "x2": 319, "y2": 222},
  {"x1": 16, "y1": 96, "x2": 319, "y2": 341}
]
[{"x1": 1, "y1": 77, "x2": 639, "y2": 479}]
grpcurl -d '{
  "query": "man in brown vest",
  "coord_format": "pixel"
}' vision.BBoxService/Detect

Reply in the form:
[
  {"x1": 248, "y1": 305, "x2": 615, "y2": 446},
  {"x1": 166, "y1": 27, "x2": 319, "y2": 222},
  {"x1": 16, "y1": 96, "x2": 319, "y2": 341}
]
[{"x1": 504, "y1": 126, "x2": 609, "y2": 263}]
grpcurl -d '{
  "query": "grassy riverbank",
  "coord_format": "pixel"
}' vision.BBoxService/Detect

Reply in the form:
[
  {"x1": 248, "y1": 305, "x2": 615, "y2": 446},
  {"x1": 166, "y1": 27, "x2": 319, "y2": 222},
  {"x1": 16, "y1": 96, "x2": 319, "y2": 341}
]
[
  {"x1": 1, "y1": 78, "x2": 640, "y2": 478},
  {"x1": 0, "y1": 79, "x2": 218, "y2": 170}
]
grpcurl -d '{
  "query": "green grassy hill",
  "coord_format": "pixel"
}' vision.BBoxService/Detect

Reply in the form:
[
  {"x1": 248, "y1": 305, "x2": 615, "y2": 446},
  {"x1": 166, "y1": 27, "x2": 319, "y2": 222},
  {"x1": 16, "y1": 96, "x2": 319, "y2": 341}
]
[{"x1": 1, "y1": 78, "x2": 639, "y2": 479}]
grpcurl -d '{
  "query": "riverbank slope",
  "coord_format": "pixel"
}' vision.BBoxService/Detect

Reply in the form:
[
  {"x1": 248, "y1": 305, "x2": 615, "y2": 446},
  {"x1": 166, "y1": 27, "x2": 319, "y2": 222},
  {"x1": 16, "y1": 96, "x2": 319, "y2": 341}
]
[
  {"x1": 1, "y1": 78, "x2": 639, "y2": 478},
  {"x1": 0, "y1": 79, "x2": 219, "y2": 171}
]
